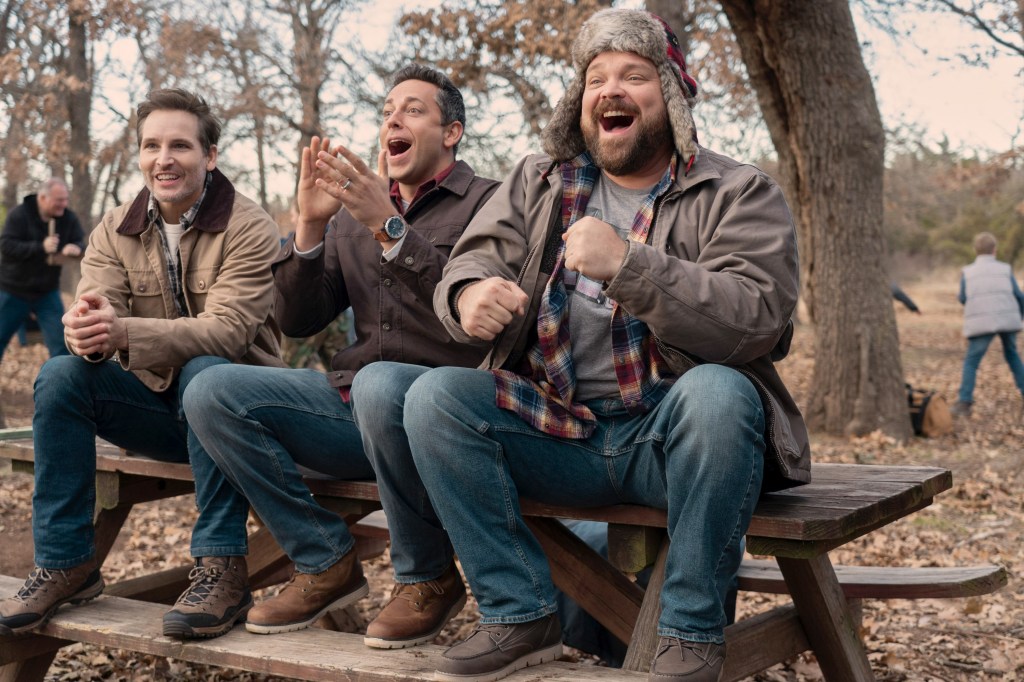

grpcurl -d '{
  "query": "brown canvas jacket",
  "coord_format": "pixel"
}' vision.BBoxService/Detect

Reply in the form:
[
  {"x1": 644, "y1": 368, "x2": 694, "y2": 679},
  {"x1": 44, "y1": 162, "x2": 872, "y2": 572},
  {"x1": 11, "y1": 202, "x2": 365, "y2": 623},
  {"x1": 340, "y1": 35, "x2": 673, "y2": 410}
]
[
  {"x1": 274, "y1": 160, "x2": 500, "y2": 388},
  {"x1": 76, "y1": 169, "x2": 285, "y2": 392},
  {"x1": 435, "y1": 150, "x2": 810, "y2": 491}
]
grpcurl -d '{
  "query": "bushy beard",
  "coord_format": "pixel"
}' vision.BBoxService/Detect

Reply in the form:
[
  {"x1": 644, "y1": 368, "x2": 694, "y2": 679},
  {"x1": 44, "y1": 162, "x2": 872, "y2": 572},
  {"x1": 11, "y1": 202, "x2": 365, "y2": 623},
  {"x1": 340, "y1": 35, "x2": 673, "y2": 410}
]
[{"x1": 583, "y1": 106, "x2": 673, "y2": 176}]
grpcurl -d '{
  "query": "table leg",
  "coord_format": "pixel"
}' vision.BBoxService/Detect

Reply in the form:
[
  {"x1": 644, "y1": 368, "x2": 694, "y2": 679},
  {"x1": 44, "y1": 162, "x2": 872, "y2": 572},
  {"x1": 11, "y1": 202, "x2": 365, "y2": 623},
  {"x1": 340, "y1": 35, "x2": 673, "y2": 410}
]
[
  {"x1": 776, "y1": 554, "x2": 874, "y2": 681},
  {"x1": 621, "y1": 537, "x2": 669, "y2": 672}
]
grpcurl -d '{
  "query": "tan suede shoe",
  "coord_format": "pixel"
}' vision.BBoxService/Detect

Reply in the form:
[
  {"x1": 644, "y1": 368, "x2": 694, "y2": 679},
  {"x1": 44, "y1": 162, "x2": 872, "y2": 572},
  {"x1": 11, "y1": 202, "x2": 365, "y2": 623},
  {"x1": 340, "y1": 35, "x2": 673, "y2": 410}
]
[
  {"x1": 364, "y1": 562, "x2": 467, "y2": 649},
  {"x1": 245, "y1": 549, "x2": 368, "y2": 634}
]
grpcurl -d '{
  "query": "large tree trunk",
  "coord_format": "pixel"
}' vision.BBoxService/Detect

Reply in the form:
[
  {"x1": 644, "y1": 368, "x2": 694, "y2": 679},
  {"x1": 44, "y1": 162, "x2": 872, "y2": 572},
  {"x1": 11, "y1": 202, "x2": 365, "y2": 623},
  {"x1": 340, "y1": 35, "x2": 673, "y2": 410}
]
[
  {"x1": 65, "y1": 2, "x2": 93, "y2": 294},
  {"x1": 720, "y1": 0, "x2": 912, "y2": 439}
]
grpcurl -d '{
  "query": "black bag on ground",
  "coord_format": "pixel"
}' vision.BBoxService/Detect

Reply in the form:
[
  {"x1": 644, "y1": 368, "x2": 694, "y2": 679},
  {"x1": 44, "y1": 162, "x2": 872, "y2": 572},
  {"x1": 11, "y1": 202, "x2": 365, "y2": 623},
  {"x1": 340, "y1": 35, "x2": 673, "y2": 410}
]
[{"x1": 906, "y1": 383, "x2": 953, "y2": 437}]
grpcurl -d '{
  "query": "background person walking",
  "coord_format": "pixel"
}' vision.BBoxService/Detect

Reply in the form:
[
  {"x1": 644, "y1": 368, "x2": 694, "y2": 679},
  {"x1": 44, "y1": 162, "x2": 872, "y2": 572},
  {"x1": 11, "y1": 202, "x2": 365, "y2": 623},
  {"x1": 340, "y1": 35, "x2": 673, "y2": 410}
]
[{"x1": 950, "y1": 231, "x2": 1024, "y2": 416}]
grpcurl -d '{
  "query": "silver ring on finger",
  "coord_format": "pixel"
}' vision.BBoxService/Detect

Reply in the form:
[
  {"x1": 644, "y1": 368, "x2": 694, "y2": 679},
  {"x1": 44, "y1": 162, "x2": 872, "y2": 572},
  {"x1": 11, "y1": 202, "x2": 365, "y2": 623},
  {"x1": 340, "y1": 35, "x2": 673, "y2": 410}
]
[{"x1": 341, "y1": 179, "x2": 352, "y2": 190}]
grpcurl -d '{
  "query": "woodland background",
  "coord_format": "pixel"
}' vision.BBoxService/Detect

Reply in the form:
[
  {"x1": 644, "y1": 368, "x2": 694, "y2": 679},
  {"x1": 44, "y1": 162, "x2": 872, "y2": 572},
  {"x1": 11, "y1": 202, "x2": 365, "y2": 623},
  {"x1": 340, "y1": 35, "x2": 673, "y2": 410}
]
[{"x1": 1, "y1": 0, "x2": 1023, "y2": 679}]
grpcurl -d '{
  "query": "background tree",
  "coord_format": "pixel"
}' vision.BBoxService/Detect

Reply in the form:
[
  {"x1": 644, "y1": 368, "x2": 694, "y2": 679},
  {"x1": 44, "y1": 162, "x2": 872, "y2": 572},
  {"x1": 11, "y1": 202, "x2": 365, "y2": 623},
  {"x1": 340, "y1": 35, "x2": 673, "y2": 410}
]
[{"x1": 719, "y1": 0, "x2": 911, "y2": 438}]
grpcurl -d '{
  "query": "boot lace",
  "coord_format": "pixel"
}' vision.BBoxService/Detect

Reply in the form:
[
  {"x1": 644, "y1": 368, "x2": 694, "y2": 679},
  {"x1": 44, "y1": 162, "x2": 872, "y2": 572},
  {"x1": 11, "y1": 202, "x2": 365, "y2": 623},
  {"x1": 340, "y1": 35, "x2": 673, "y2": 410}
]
[
  {"x1": 390, "y1": 578, "x2": 444, "y2": 610},
  {"x1": 13, "y1": 567, "x2": 63, "y2": 603},
  {"x1": 178, "y1": 563, "x2": 225, "y2": 606}
]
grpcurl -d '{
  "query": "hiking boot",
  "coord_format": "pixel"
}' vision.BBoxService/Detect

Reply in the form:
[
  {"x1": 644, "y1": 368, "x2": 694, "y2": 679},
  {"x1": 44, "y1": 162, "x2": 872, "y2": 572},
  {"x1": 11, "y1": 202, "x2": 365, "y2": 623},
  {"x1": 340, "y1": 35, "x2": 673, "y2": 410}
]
[
  {"x1": 649, "y1": 637, "x2": 725, "y2": 682},
  {"x1": 437, "y1": 613, "x2": 562, "y2": 682},
  {"x1": 364, "y1": 562, "x2": 467, "y2": 649},
  {"x1": 245, "y1": 549, "x2": 368, "y2": 634},
  {"x1": 950, "y1": 400, "x2": 972, "y2": 417},
  {"x1": 163, "y1": 556, "x2": 252, "y2": 639},
  {"x1": 0, "y1": 560, "x2": 104, "y2": 636}
]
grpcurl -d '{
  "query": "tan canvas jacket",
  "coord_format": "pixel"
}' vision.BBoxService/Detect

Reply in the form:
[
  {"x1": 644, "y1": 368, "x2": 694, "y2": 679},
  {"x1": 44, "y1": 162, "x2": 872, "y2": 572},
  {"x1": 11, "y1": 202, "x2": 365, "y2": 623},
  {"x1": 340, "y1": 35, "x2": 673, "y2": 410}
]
[{"x1": 76, "y1": 169, "x2": 284, "y2": 392}]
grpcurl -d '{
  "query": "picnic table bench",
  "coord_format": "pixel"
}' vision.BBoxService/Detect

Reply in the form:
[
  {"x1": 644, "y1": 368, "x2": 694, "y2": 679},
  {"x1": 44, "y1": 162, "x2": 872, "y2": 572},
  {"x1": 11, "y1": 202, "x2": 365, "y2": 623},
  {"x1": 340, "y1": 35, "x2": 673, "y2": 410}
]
[{"x1": 0, "y1": 428, "x2": 1007, "y2": 681}]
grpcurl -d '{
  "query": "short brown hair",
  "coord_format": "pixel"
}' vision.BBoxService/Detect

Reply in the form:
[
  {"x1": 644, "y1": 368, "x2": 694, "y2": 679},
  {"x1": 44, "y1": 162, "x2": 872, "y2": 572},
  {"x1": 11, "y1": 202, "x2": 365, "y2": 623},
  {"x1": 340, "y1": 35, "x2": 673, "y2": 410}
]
[
  {"x1": 136, "y1": 89, "x2": 221, "y2": 154},
  {"x1": 973, "y1": 232, "x2": 997, "y2": 256}
]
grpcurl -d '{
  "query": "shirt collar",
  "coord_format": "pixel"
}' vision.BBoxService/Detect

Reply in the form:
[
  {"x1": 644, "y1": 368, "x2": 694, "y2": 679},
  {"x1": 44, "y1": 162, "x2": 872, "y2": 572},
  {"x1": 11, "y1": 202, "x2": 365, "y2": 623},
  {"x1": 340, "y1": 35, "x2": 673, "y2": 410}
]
[{"x1": 388, "y1": 162, "x2": 458, "y2": 215}]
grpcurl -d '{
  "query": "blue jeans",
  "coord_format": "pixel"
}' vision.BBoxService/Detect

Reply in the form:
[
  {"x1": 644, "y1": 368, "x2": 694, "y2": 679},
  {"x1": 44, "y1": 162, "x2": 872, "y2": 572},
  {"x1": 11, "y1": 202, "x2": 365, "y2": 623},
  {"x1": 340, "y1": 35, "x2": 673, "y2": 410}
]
[
  {"x1": 182, "y1": 365, "x2": 376, "y2": 573},
  {"x1": 350, "y1": 363, "x2": 454, "y2": 583},
  {"x1": 32, "y1": 354, "x2": 229, "y2": 569},
  {"x1": 957, "y1": 332, "x2": 1024, "y2": 404},
  {"x1": 0, "y1": 289, "x2": 69, "y2": 362},
  {"x1": 399, "y1": 363, "x2": 765, "y2": 644}
]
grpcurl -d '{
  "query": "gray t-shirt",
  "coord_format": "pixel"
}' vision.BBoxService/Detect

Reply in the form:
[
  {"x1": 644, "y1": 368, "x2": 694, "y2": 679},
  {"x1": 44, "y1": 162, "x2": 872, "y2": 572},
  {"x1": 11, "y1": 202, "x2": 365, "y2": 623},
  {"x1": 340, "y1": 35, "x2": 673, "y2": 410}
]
[{"x1": 565, "y1": 175, "x2": 653, "y2": 402}]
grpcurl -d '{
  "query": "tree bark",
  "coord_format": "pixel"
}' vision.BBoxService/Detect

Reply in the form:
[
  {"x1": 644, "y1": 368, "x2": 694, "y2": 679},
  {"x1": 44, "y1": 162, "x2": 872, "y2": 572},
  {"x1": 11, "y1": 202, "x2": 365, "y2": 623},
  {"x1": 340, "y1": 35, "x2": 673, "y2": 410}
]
[
  {"x1": 720, "y1": 0, "x2": 912, "y2": 439},
  {"x1": 65, "y1": 1, "x2": 94, "y2": 294}
]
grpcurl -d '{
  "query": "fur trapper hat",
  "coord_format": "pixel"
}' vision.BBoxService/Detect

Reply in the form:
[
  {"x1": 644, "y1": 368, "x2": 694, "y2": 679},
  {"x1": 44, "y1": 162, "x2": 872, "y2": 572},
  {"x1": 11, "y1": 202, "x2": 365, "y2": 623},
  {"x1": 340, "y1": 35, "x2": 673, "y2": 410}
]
[{"x1": 542, "y1": 8, "x2": 699, "y2": 164}]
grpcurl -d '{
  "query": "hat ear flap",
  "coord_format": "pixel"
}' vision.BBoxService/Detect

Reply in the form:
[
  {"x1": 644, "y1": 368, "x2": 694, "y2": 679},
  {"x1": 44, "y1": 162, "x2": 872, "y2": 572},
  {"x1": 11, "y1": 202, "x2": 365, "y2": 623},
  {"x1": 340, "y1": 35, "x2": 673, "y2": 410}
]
[
  {"x1": 659, "y1": 63, "x2": 699, "y2": 163},
  {"x1": 542, "y1": 76, "x2": 587, "y2": 162}
]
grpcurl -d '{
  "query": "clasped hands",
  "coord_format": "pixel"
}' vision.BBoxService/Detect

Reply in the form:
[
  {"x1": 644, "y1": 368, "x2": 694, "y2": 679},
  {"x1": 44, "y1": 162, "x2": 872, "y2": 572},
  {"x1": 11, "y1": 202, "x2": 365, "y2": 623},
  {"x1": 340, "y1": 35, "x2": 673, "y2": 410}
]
[
  {"x1": 62, "y1": 292, "x2": 127, "y2": 358},
  {"x1": 457, "y1": 218, "x2": 627, "y2": 340}
]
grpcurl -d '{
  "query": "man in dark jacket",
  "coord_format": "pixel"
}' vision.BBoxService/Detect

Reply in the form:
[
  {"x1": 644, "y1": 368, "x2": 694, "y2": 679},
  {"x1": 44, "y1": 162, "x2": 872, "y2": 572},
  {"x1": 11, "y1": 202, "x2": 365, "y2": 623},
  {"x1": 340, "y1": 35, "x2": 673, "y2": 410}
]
[
  {"x1": 173, "y1": 64, "x2": 499, "y2": 642},
  {"x1": 0, "y1": 178, "x2": 85, "y2": 361}
]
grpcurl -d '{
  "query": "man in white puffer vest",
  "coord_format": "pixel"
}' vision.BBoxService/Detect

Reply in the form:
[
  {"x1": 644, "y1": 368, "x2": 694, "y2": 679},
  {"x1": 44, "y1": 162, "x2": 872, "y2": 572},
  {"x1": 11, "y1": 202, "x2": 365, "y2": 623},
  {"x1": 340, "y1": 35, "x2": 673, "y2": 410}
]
[{"x1": 951, "y1": 231, "x2": 1024, "y2": 416}]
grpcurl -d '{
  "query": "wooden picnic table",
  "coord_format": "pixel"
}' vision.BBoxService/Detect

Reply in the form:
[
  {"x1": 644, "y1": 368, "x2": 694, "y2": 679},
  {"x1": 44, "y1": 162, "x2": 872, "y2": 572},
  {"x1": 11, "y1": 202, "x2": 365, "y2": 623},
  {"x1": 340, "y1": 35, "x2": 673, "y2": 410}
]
[{"x1": 0, "y1": 432, "x2": 1006, "y2": 682}]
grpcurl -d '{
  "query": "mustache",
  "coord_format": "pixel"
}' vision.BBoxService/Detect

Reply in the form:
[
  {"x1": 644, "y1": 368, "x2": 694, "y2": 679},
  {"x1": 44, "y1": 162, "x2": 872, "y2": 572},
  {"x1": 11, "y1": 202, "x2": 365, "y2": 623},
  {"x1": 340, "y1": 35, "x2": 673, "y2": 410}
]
[{"x1": 592, "y1": 101, "x2": 641, "y2": 120}]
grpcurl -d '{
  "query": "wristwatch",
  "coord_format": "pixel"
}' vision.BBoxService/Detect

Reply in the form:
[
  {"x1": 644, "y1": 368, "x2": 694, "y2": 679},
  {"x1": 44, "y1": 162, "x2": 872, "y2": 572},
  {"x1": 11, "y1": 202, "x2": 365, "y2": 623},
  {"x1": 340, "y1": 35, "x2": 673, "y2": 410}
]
[{"x1": 374, "y1": 215, "x2": 407, "y2": 242}]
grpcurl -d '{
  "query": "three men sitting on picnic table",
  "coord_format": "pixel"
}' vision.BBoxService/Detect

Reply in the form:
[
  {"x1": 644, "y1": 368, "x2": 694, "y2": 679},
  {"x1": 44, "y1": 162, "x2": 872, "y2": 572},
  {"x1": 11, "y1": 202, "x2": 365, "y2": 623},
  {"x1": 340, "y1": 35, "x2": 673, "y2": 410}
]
[{"x1": 0, "y1": 9, "x2": 807, "y2": 682}]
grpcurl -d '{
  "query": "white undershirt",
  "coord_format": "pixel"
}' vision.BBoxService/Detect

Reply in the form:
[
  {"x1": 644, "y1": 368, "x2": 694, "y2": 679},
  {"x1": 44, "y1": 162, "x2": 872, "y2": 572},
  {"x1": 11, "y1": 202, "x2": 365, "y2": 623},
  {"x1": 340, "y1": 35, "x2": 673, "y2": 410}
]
[{"x1": 163, "y1": 221, "x2": 184, "y2": 260}]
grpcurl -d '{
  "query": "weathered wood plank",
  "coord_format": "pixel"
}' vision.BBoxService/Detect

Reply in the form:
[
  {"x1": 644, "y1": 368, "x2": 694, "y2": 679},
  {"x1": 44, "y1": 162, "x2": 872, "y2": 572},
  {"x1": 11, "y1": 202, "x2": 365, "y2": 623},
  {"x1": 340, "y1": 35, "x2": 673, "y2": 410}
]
[
  {"x1": 739, "y1": 560, "x2": 1007, "y2": 599},
  {"x1": 0, "y1": 576, "x2": 644, "y2": 682}
]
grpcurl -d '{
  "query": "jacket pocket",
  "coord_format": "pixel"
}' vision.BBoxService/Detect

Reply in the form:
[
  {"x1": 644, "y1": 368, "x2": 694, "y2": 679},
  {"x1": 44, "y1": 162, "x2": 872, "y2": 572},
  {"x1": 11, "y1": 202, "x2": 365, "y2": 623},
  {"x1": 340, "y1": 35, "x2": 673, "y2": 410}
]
[{"x1": 184, "y1": 266, "x2": 220, "y2": 310}]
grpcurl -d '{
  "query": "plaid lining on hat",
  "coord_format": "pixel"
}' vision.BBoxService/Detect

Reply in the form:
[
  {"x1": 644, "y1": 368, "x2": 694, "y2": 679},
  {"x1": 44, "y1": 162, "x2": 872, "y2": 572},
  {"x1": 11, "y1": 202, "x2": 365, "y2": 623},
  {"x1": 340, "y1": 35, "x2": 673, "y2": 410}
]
[{"x1": 492, "y1": 154, "x2": 679, "y2": 439}]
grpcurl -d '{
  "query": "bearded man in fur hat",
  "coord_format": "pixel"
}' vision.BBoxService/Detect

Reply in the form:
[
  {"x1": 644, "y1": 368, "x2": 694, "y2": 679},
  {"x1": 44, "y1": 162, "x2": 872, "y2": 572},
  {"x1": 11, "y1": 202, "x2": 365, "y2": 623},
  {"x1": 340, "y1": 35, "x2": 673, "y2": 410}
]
[{"x1": 350, "y1": 9, "x2": 810, "y2": 681}]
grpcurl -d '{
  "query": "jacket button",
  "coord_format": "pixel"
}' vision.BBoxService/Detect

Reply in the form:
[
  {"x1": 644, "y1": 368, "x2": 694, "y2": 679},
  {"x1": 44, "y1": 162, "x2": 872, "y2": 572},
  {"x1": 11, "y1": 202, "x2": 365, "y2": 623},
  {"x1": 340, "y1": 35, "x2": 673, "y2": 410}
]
[
  {"x1": 403, "y1": 256, "x2": 414, "y2": 265},
  {"x1": 138, "y1": 284, "x2": 146, "y2": 292},
  {"x1": 198, "y1": 280, "x2": 206, "y2": 289},
  {"x1": 383, "y1": 278, "x2": 392, "y2": 287},
  {"x1": 382, "y1": 322, "x2": 392, "y2": 331}
]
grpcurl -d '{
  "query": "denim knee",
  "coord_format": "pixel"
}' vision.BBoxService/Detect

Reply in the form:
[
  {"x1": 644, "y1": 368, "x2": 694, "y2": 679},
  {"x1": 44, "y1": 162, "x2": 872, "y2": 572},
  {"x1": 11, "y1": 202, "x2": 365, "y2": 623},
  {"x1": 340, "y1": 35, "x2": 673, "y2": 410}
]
[
  {"x1": 34, "y1": 355, "x2": 91, "y2": 406},
  {"x1": 674, "y1": 364, "x2": 761, "y2": 419},
  {"x1": 181, "y1": 363, "x2": 233, "y2": 416}
]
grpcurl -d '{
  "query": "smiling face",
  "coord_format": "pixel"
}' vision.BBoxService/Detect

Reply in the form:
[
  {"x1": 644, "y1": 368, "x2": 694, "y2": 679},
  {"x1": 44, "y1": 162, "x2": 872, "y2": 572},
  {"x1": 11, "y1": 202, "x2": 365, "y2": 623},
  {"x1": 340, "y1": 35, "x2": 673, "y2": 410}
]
[
  {"x1": 379, "y1": 79, "x2": 462, "y2": 201},
  {"x1": 138, "y1": 109, "x2": 218, "y2": 223},
  {"x1": 580, "y1": 51, "x2": 674, "y2": 183},
  {"x1": 37, "y1": 183, "x2": 69, "y2": 221}
]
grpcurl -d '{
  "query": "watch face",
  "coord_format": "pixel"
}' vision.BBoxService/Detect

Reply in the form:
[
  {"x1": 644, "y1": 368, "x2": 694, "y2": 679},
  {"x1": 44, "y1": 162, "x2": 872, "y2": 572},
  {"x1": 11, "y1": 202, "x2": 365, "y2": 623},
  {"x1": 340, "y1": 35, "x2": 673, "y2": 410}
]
[{"x1": 384, "y1": 216, "x2": 406, "y2": 239}]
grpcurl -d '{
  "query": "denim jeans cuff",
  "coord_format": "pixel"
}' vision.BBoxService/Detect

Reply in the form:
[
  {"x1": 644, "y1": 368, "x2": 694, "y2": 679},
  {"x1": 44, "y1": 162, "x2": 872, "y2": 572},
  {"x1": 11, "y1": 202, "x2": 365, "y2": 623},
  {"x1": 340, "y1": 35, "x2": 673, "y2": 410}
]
[
  {"x1": 294, "y1": 539, "x2": 355, "y2": 575},
  {"x1": 657, "y1": 627, "x2": 725, "y2": 645},
  {"x1": 34, "y1": 550, "x2": 95, "y2": 571},
  {"x1": 478, "y1": 603, "x2": 557, "y2": 625},
  {"x1": 190, "y1": 545, "x2": 249, "y2": 559}
]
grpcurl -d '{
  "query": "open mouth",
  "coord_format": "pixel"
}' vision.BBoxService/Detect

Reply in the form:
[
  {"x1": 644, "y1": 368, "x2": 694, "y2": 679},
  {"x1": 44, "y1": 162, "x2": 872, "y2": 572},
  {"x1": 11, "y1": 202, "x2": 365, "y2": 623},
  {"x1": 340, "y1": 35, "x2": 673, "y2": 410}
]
[
  {"x1": 388, "y1": 140, "x2": 412, "y2": 156},
  {"x1": 599, "y1": 111, "x2": 636, "y2": 132}
]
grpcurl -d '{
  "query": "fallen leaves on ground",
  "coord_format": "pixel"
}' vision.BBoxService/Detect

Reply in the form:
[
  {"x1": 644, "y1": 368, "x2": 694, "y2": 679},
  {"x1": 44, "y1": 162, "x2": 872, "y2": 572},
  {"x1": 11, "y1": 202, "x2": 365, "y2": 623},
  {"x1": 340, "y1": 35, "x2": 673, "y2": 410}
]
[{"x1": 0, "y1": 269, "x2": 1020, "y2": 680}]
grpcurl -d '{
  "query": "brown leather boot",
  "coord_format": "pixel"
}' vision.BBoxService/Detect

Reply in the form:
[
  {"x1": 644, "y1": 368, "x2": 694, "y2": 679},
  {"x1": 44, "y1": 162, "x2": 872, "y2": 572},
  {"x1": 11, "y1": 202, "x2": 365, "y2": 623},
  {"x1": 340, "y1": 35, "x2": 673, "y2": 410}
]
[
  {"x1": 0, "y1": 559, "x2": 104, "y2": 636},
  {"x1": 162, "y1": 556, "x2": 252, "y2": 639},
  {"x1": 245, "y1": 549, "x2": 368, "y2": 634},
  {"x1": 364, "y1": 562, "x2": 467, "y2": 649}
]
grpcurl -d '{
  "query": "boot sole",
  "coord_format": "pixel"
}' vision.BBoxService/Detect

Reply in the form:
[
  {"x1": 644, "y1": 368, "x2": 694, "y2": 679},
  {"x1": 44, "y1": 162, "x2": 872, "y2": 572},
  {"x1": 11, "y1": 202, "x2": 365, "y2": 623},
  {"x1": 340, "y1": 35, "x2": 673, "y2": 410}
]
[
  {"x1": 363, "y1": 592, "x2": 468, "y2": 649},
  {"x1": 435, "y1": 642, "x2": 563, "y2": 682},
  {"x1": 245, "y1": 579, "x2": 369, "y2": 635},
  {"x1": 162, "y1": 599, "x2": 253, "y2": 639},
  {"x1": 0, "y1": 576, "x2": 105, "y2": 637}
]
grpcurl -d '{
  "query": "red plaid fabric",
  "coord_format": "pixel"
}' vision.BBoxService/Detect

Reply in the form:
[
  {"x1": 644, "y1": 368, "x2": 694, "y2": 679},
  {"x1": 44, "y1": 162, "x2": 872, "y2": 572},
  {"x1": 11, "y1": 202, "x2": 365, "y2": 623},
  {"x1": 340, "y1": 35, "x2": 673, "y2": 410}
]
[{"x1": 492, "y1": 153, "x2": 679, "y2": 438}]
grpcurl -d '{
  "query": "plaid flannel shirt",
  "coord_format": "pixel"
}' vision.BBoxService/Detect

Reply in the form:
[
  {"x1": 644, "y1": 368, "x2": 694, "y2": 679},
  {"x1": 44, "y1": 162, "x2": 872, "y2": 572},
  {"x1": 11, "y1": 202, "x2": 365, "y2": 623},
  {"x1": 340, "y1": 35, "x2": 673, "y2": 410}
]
[
  {"x1": 492, "y1": 153, "x2": 678, "y2": 439},
  {"x1": 145, "y1": 172, "x2": 212, "y2": 317}
]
